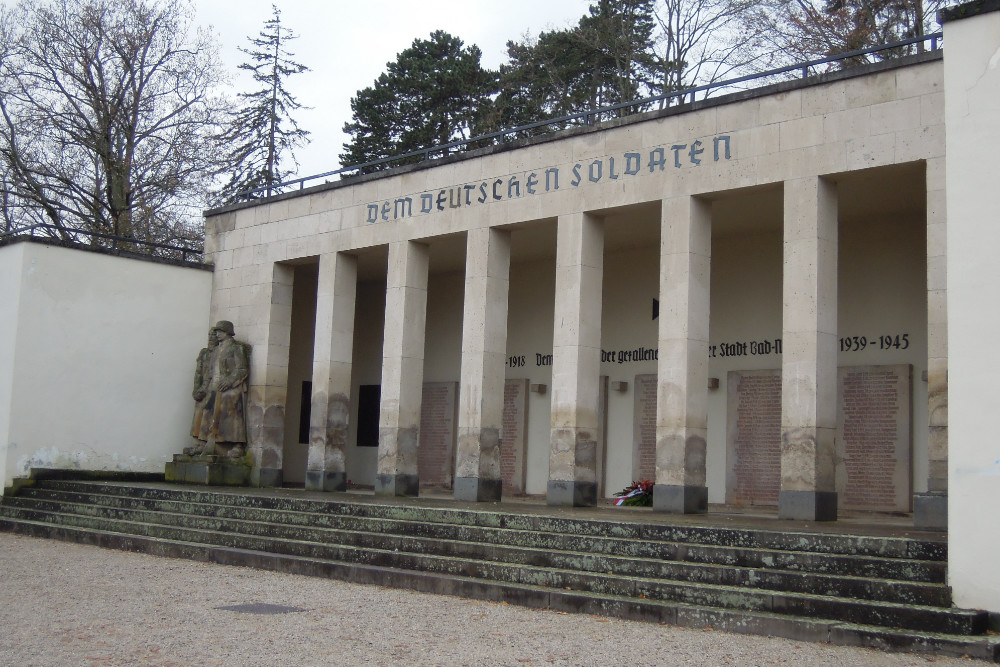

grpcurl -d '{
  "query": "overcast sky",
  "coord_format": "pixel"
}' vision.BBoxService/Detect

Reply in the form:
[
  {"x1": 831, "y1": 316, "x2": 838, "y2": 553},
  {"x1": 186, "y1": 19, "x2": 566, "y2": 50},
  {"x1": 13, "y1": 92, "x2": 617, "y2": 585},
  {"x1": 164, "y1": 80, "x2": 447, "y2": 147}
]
[{"x1": 193, "y1": 0, "x2": 592, "y2": 180}]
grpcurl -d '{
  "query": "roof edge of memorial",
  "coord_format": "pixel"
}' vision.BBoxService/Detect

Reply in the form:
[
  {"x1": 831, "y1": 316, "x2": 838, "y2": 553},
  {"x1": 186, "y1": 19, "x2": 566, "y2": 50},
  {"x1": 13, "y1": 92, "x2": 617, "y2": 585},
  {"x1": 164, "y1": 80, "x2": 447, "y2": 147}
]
[
  {"x1": 204, "y1": 49, "x2": 943, "y2": 218},
  {"x1": 940, "y1": 0, "x2": 1000, "y2": 22}
]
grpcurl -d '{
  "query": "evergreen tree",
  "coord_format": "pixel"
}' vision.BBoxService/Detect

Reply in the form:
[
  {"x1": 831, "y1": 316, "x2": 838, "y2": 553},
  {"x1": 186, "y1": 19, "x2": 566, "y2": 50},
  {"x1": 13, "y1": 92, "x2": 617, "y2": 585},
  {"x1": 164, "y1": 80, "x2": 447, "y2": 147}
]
[
  {"x1": 215, "y1": 5, "x2": 310, "y2": 202},
  {"x1": 577, "y1": 0, "x2": 658, "y2": 115},
  {"x1": 340, "y1": 30, "x2": 496, "y2": 174},
  {"x1": 494, "y1": 0, "x2": 658, "y2": 132}
]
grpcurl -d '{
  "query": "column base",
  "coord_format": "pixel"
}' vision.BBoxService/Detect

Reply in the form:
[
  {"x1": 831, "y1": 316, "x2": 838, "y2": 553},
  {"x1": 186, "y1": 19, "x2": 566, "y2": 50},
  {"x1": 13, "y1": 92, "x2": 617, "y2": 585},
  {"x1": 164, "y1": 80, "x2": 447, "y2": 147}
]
[
  {"x1": 778, "y1": 490, "x2": 838, "y2": 521},
  {"x1": 375, "y1": 473, "x2": 419, "y2": 497},
  {"x1": 652, "y1": 484, "x2": 708, "y2": 514},
  {"x1": 913, "y1": 492, "x2": 948, "y2": 531},
  {"x1": 454, "y1": 477, "x2": 502, "y2": 502},
  {"x1": 305, "y1": 470, "x2": 347, "y2": 493},
  {"x1": 546, "y1": 480, "x2": 597, "y2": 507},
  {"x1": 251, "y1": 467, "x2": 283, "y2": 488}
]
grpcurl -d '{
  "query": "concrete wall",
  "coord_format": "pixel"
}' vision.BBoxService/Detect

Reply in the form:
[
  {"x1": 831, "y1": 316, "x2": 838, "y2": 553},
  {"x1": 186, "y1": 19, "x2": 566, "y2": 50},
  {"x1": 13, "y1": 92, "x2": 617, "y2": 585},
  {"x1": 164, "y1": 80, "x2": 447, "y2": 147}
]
[
  {"x1": 0, "y1": 243, "x2": 26, "y2": 489},
  {"x1": 0, "y1": 241, "x2": 213, "y2": 490},
  {"x1": 943, "y1": 6, "x2": 1000, "y2": 613}
]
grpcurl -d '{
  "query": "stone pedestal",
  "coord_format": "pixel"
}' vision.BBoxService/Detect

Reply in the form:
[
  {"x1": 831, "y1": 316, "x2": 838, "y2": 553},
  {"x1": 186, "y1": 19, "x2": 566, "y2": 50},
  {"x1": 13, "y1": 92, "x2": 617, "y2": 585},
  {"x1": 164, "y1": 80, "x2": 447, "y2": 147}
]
[
  {"x1": 454, "y1": 477, "x2": 502, "y2": 502},
  {"x1": 653, "y1": 484, "x2": 708, "y2": 514},
  {"x1": 305, "y1": 470, "x2": 346, "y2": 493},
  {"x1": 913, "y1": 492, "x2": 948, "y2": 531},
  {"x1": 165, "y1": 454, "x2": 250, "y2": 486}
]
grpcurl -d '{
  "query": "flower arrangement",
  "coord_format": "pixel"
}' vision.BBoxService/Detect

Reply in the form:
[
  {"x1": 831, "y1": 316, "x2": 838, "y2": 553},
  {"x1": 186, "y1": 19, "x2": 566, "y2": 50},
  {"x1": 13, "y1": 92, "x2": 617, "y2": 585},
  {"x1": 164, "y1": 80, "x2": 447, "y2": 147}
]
[{"x1": 614, "y1": 479, "x2": 653, "y2": 506}]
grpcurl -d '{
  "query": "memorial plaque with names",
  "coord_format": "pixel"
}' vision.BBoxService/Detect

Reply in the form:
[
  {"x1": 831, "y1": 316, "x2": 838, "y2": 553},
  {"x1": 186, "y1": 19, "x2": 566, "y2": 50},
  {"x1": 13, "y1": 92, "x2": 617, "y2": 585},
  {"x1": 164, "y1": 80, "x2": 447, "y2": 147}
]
[
  {"x1": 836, "y1": 365, "x2": 912, "y2": 512},
  {"x1": 632, "y1": 374, "x2": 657, "y2": 482},
  {"x1": 726, "y1": 370, "x2": 782, "y2": 506},
  {"x1": 417, "y1": 382, "x2": 458, "y2": 489},
  {"x1": 500, "y1": 379, "x2": 529, "y2": 493}
]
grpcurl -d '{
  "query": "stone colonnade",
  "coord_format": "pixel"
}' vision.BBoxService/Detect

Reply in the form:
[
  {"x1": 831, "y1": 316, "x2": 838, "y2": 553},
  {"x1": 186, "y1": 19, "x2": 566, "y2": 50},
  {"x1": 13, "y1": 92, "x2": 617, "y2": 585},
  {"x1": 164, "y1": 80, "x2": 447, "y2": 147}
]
[{"x1": 260, "y1": 173, "x2": 945, "y2": 525}]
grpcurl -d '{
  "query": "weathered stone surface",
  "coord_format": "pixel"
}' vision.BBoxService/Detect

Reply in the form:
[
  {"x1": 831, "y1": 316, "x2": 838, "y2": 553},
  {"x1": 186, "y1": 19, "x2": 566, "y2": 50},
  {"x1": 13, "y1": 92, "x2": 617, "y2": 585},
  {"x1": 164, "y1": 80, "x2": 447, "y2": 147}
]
[
  {"x1": 165, "y1": 454, "x2": 250, "y2": 486},
  {"x1": 835, "y1": 365, "x2": 912, "y2": 513},
  {"x1": 417, "y1": 382, "x2": 458, "y2": 488},
  {"x1": 778, "y1": 489, "x2": 838, "y2": 521},
  {"x1": 184, "y1": 321, "x2": 251, "y2": 461},
  {"x1": 913, "y1": 492, "x2": 947, "y2": 531},
  {"x1": 653, "y1": 484, "x2": 708, "y2": 514},
  {"x1": 499, "y1": 379, "x2": 529, "y2": 494}
]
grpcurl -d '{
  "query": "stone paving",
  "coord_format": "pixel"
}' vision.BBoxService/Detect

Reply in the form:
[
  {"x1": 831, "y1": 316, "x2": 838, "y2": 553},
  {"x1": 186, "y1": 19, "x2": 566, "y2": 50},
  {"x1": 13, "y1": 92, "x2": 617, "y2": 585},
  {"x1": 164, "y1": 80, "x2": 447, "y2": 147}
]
[{"x1": 0, "y1": 532, "x2": 984, "y2": 666}]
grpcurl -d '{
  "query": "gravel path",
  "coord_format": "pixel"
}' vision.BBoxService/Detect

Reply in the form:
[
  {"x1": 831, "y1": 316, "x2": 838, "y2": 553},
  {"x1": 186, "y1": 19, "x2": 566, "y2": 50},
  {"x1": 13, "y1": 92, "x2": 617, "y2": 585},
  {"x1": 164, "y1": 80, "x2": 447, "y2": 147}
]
[{"x1": 0, "y1": 533, "x2": 983, "y2": 666}]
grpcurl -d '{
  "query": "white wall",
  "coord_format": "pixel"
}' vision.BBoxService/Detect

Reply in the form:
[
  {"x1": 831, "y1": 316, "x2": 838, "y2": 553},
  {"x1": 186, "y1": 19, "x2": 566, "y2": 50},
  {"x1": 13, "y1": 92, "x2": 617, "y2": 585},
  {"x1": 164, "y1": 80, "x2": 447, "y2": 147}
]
[
  {"x1": 943, "y1": 7, "x2": 1000, "y2": 613},
  {"x1": 0, "y1": 242, "x2": 212, "y2": 490},
  {"x1": 0, "y1": 243, "x2": 26, "y2": 490}
]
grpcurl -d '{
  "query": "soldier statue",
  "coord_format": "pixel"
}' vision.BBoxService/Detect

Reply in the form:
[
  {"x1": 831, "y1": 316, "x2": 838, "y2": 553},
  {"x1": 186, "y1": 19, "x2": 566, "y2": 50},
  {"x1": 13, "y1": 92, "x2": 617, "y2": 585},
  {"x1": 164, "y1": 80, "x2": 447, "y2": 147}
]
[{"x1": 185, "y1": 321, "x2": 251, "y2": 459}]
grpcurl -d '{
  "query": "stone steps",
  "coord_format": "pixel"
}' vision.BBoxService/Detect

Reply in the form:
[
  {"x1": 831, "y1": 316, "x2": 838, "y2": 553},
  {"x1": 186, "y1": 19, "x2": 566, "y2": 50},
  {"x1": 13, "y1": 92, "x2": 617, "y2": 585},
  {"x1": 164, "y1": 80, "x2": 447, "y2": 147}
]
[
  {"x1": 0, "y1": 495, "x2": 950, "y2": 607},
  {"x1": 3, "y1": 487, "x2": 947, "y2": 583},
  {"x1": 1, "y1": 479, "x2": 997, "y2": 662}
]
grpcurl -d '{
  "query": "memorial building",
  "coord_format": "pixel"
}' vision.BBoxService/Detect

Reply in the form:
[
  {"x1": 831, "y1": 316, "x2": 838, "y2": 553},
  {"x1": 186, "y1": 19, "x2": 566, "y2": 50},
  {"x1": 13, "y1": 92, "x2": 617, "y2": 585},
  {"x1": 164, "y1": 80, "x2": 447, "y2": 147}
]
[
  {"x1": 2, "y1": 0, "x2": 998, "y2": 619},
  {"x1": 205, "y1": 30, "x2": 958, "y2": 523},
  {"x1": 207, "y1": 29, "x2": 956, "y2": 519}
]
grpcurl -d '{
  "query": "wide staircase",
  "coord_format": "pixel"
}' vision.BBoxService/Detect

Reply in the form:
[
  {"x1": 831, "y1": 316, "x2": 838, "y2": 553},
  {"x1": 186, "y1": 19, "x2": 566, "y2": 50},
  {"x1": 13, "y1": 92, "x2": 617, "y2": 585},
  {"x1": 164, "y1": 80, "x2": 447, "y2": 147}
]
[{"x1": 1, "y1": 477, "x2": 997, "y2": 661}]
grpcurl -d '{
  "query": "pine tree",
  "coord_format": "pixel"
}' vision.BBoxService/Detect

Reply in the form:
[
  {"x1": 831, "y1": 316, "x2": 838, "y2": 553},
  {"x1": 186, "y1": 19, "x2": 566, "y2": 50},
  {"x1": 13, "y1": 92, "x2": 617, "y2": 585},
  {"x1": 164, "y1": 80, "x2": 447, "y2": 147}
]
[
  {"x1": 215, "y1": 5, "x2": 310, "y2": 203},
  {"x1": 494, "y1": 0, "x2": 658, "y2": 131},
  {"x1": 341, "y1": 31, "x2": 496, "y2": 174}
]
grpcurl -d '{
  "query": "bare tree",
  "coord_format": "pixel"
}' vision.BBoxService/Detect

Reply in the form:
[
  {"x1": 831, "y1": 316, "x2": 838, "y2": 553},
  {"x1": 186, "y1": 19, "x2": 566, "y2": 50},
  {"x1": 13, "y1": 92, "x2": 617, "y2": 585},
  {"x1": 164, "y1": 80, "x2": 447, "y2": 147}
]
[
  {"x1": 654, "y1": 0, "x2": 766, "y2": 102},
  {"x1": 749, "y1": 0, "x2": 944, "y2": 70},
  {"x1": 0, "y1": 0, "x2": 225, "y2": 251}
]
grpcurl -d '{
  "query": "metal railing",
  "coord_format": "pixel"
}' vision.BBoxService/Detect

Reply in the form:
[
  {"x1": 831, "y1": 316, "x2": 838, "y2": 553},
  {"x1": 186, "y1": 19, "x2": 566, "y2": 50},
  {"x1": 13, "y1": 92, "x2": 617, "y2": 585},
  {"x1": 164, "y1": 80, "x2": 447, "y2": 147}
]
[
  {"x1": 0, "y1": 223, "x2": 202, "y2": 261},
  {"x1": 234, "y1": 32, "x2": 942, "y2": 203}
]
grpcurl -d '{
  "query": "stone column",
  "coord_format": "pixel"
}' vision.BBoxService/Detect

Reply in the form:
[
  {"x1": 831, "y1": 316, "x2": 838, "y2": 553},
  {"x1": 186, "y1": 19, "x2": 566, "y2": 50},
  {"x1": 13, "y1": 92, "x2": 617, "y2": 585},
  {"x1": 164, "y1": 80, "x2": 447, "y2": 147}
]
[
  {"x1": 547, "y1": 212, "x2": 603, "y2": 507},
  {"x1": 779, "y1": 177, "x2": 838, "y2": 521},
  {"x1": 455, "y1": 228, "x2": 511, "y2": 502},
  {"x1": 653, "y1": 196, "x2": 711, "y2": 514},
  {"x1": 376, "y1": 240, "x2": 429, "y2": 497},
  {"x1": 247, "y1": 263, "x2": 294, "y2": 488},
  {"x1": 305, "y1": 252, "x2": 357, "y2": 492},
  {"x1": 915, "y1": 158, "x2": 948, "y2": 530}
]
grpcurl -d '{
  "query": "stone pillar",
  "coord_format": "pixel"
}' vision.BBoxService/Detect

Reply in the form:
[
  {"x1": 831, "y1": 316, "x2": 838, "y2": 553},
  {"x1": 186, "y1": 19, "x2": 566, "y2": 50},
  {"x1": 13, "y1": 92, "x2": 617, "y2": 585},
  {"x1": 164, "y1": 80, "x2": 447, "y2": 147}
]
[
  {"x1": 547, "y1": 212, "x2": 603, "y2": 507},
  {"x1": 653, "y1": 196, "x2": 711, "y2": 514},
  {"x1": 779, "y1": 177, "x2": 838, "y2": 521},
  {"x1": 915, "y1": 157, "x2": 948, "y2": 530},
  {"x1": 376, "y1": 241, "x2": 429, "y2": 497},
  {"x1": 247, "y1": 263, "x2": 294, "y2": 488},
  {"x1": 305, "y1": 252, "x2": 357, "y2": 492},
  {"x1": 455, "y1": 228, "x2": 511, "y2": 502}
]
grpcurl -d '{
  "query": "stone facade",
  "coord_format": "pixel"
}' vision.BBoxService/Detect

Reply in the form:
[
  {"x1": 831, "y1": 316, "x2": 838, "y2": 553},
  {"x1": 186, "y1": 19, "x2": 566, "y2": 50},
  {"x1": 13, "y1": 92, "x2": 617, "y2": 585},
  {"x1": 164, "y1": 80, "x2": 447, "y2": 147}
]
[{"x1": 205, "y1": 48, "x2": 950, "y2": 522}]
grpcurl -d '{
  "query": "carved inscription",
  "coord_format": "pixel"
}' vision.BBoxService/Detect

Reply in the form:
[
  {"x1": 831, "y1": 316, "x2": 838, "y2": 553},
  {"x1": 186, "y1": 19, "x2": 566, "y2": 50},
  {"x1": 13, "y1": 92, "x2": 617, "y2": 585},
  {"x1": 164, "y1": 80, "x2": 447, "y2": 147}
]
[
  {"x1": 633, "y1": 374, "x2": 657, "y2": 482},
  {"x1": 367, "y1": 135, "x2": 733, "y2": 223},
  {"x1": 726, "y1": 370, "x2": 782, "y2": 506},
  {"x1": 500, "y1": 379, "x2": 528, "y2": 493},
  {"x1": 837, "y1": 365, "x2": 911, "y2": 512},
  {"x1": 417, "y1": 382, "x2": 457, "y2": 488}
]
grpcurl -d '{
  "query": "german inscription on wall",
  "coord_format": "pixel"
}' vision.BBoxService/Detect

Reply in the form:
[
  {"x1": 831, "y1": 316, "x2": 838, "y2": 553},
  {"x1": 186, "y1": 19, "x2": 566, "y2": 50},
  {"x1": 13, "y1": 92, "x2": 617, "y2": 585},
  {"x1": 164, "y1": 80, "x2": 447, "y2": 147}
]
[
  {"x1": 500, "y1": 379, "x2": 529, "y2": 494},
  {"x1": 417, "y1": 382, "x2": 457, "y2": 489},
  {"x1": 836, "y1": 365, "x2": 912, "y2": 512},
  {"x1": 632, "y1": 374, "x2": 657, "y2": 482},
  {"x1": 726, "y1": 370, "x2": 782, "y2": 506}
]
